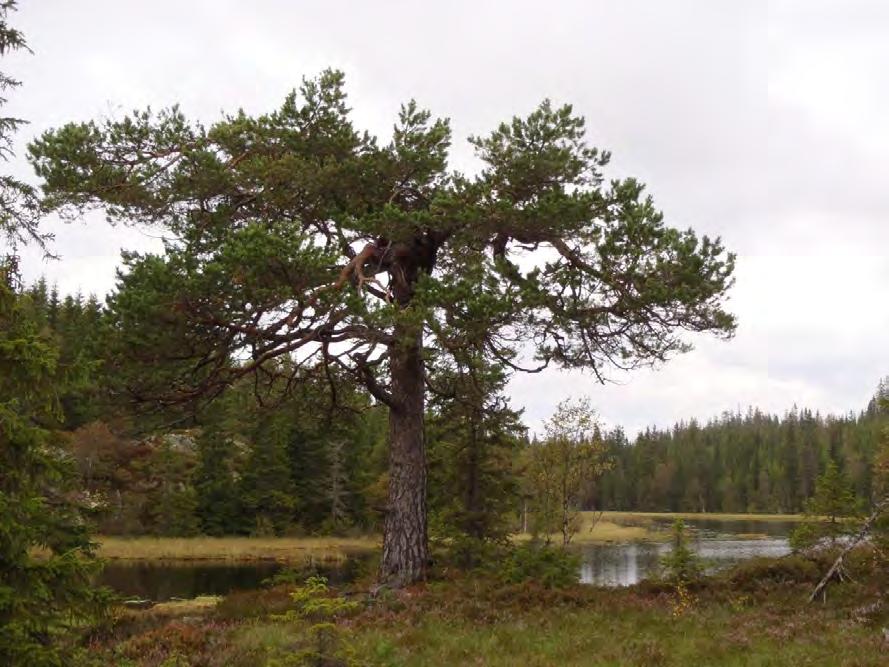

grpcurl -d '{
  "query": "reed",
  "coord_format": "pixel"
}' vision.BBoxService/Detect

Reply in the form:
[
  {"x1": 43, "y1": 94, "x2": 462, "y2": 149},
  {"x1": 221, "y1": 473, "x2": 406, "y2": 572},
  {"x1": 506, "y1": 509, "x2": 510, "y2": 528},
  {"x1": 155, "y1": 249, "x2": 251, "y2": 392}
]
[{"x1": 95, "y1": 535, "x2": 380, "y2": 563}]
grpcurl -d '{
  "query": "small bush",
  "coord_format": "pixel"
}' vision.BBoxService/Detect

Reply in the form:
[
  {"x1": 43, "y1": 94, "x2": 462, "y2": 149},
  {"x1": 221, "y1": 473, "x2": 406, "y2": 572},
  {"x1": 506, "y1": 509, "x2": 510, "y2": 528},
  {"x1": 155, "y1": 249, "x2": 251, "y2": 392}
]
[
  {"x1": 268, "y1": 576, "x2": 361, "y2": 667},
  {"x1": 660, "y1": 519, "x2": 702, "y2": 584},
  {"x1": 726, "y1": 555, "x2": 820, "y2": 591},
  {"x1": 272, "y1": 576, "x2": 360, "y2": 623},
  {"x1": 115, "y1": 620, "x2": 223, "y2": 665},
  {"x1": 498, "y1": 542, "x2": 580, "y2": 588},
  {"x1": 437, "y1": 534, "x2": 507, "y2": 572}
]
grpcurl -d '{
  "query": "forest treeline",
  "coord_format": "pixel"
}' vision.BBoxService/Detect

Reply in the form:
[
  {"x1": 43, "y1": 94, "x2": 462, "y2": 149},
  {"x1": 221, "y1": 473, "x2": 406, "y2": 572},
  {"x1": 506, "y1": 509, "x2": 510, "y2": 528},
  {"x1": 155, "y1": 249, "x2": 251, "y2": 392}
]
[
  {"x1": 591, "y1": 402, "x2": 885, "y2": 514},
  {"x1": 22, "y1": 280, "x2": 889, "y2": 537}
]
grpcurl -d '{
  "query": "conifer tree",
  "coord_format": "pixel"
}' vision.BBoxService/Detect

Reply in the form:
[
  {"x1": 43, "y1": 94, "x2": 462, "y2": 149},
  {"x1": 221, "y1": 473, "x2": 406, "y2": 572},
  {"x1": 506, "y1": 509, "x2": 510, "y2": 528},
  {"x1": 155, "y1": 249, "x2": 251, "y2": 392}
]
[
  {"x1": 0, "y1": 5, "x2": 107, "y2": 663},
  {"x1": 790, "y1": 460, "x2": 860, "y2": 550},
  {"x1": 194, "y1": 424, "x2": 246, "y2": 536},
  {"x1": 30, "y1": 70, "x2": 736, "y2": 583},
  {"x1": 241, "y1": 411, "x2": 297, "y2": 535},
  {"x1": 427, "y1": 353, "x2": 524, "y2": 566}
]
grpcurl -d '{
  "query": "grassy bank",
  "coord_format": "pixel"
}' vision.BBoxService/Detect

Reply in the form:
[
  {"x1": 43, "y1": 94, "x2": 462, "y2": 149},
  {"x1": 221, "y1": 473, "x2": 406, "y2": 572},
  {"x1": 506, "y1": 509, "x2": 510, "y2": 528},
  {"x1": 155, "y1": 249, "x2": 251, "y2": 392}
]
[
  {"x1": 95, "y1": 536, "x2": 380, "y2": 563},
  {"x1": 351, "y1": 581, "x2": 880, "y2": 666},
  {"x1": 88, "y1": 550, "x2": 889, "y2": 666}
]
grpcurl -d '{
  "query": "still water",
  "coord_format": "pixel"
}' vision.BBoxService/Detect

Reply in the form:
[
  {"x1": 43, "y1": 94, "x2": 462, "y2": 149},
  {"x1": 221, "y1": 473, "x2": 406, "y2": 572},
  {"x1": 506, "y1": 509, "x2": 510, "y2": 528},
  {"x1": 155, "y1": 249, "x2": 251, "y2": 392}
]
[
  {"x1": 100, "y1": 562, "x2": 283, "y2": 601},
  {"x1": 579, "y1": 518, "x2": 795, "y2": 586},
  {"x1": 99, "y1": 557, "x2": 367, "y2": 602},
  {"x1": 99, "y1": 519, "x2": 797, "y2": 599}
]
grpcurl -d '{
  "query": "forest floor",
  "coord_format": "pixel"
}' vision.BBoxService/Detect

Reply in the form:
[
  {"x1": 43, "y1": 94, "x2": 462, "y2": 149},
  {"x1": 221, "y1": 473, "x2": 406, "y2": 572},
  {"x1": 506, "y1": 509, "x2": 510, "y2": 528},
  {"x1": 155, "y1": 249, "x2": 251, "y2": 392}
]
[{"x1": 84, "y1": 548, "x2": 888, "y2": 666}]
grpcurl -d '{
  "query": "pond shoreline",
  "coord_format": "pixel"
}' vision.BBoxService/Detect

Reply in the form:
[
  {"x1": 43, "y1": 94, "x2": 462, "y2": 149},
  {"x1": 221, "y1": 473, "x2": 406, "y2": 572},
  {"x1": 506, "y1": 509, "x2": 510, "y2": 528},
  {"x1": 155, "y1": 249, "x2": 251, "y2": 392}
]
[{"x1": 94, "y1": 512, "x2": 805, "y2": 563}]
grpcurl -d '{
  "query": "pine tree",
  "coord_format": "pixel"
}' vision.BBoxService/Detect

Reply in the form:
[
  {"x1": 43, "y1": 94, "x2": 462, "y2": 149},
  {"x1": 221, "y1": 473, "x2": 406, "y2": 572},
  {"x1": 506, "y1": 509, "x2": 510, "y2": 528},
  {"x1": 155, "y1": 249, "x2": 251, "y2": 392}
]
[
  {"x1": 144, "y1": 436, "x2": 200, "y2": 537},
  {"x1": 32, "y1": 69, "x2": 737, "y2": 584}
]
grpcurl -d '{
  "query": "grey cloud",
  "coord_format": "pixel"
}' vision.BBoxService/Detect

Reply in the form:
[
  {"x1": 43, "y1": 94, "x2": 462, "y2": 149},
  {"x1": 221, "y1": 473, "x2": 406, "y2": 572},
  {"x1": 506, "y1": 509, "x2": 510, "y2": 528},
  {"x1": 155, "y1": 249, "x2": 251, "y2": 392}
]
[{"x1": 6, "y1": 0, "x2": 888, "y2": 434}]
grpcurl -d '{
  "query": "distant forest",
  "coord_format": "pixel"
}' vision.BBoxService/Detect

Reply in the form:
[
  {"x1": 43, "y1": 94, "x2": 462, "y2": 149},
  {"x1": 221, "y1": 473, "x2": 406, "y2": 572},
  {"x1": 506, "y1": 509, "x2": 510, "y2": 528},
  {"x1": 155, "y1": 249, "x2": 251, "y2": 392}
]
[
  {"x1": 590, "y1": 401, "x2": 884, "y2": 514},
  {"x1": 22, "y1": 280, "x2": 888, "y2": 535}
]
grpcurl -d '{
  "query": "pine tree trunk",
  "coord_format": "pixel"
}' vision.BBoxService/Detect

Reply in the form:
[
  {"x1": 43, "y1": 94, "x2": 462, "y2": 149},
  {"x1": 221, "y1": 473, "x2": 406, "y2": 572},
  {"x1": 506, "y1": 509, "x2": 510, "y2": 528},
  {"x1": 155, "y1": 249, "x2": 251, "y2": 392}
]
[{"x1": 379, "y1": 323, "x2": 428, "y2": 586}]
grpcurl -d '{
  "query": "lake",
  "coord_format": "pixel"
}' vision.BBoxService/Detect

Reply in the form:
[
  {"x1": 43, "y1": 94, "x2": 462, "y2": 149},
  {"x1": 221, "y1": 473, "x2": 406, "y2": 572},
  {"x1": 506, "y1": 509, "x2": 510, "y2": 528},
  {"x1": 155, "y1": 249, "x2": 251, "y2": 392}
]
[
  {"x1": 579, "y1": 517, "x2": 795, "y2": 586},
  {"x1": 98, "y1": 518, "x2": 798, "y2": 600}
]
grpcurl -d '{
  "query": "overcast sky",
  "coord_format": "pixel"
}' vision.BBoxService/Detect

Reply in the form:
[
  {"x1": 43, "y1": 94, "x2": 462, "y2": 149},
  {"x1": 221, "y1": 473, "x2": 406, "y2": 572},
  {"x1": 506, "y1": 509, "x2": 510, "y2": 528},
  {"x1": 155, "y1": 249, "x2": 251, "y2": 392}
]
[{"x1": 7, "y1": 1, "x2": 889, "y2": 435}]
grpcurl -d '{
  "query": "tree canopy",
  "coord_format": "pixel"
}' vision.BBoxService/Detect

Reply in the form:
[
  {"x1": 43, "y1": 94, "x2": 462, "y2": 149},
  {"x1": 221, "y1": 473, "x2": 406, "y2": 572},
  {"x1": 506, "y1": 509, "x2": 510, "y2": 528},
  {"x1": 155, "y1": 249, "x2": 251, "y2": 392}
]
[{"x1": 28, "y1": 71, "x2": 737, "y2": 583}]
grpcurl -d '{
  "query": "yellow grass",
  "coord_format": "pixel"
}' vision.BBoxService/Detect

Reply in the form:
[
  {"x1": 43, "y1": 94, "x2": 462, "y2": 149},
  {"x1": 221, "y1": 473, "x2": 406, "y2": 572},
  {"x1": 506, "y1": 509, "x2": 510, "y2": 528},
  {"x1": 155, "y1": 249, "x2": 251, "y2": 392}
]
[
  {"x1": 514, "y1": 518, "x2": 659, "y2": 544},
  {"x1": 598, "y1": 510, "x2": 805, "y2": 523},
  {"x1": 95, "y1": 535, "x2": 380, "y2": 563},
  {"x1": 147, "y1": 595, "x2": 221, "y2": 615},
  {"x1": 516, "y1": 511, "x2": 805, "y2": 545},
  {"x1": 94, "y1": 513, "x2": 804, "y2": 562}
]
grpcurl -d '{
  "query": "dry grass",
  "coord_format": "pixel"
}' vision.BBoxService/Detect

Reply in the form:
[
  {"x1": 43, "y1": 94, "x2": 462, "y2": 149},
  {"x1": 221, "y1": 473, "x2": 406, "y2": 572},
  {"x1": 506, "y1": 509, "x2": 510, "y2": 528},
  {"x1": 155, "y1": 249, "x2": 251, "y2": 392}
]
[
  {"x1": 96, "y1": 512, "x2": 803, "y2": 562},
  {"x1": 95, "y1": 535, "x2": 380, "y2": 563},
  {"x1": 599, "y1": 510, "x2": 805, "y2": 523},
  {"x1": 516, "y1": 511, "x2": 805, "y2": 545},
  {"x1": 143, "y1": 595, "x2": 221, "y2": 616},
  {"x1": 514, "y1": 518, "x2": 660, "y2": 544}
]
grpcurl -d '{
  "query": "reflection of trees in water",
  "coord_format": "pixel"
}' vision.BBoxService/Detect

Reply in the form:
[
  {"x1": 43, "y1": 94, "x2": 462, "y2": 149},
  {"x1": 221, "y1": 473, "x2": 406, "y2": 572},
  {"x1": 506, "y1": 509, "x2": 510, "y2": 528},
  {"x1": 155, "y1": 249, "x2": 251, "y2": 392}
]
[
  {"x1": 578, "y1": 524, "x2": 794, "y2": 586},
  {"x1": 99, "y1": 556, "x2": 371, "y2": 601},
  {"x1": 99, "y1": 563, "x2": 282, "y2": 600}
]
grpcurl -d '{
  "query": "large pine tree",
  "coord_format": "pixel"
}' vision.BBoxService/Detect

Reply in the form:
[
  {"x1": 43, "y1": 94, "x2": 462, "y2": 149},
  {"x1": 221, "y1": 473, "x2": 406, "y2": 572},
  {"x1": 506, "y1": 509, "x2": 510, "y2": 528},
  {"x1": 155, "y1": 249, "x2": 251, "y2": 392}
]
[{"x1": 30, "y1": 71, "x2": 736, "y2": 584}]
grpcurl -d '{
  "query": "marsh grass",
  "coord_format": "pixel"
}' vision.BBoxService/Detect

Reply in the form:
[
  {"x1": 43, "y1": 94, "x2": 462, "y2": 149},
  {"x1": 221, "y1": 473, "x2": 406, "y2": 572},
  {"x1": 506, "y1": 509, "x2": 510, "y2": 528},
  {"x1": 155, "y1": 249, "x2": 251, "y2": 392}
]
[
  {"x1": 95, "y1": 536, "x2": 380, "y2": 563},
  {"x1": 141, "y1": 595, "x2": 221, "y2": 616},
  {"x1": 514, "y1": 518, "x2": 659, "y2": 544},
  {"x1": 94, "y1": 512, "x2": 804, "y2": 565}
]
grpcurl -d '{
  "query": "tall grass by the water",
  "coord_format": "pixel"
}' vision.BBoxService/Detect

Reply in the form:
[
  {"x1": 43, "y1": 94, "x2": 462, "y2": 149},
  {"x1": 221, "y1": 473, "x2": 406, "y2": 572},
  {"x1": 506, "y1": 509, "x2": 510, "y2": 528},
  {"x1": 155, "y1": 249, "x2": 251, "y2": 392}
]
[
  {"x1": 96, "y1": 535, "x2": 380, "y2": 563},
  {"x1": 97, "y1": 512, "x2": 804, "y2": 562}
]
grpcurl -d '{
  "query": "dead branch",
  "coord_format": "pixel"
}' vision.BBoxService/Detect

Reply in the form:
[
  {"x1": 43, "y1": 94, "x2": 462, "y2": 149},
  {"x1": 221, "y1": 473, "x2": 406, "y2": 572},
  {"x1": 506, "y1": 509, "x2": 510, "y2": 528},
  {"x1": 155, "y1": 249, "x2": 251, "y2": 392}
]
[{"x1": 809, "y1": 496, "x2": 889, "y2": 603}]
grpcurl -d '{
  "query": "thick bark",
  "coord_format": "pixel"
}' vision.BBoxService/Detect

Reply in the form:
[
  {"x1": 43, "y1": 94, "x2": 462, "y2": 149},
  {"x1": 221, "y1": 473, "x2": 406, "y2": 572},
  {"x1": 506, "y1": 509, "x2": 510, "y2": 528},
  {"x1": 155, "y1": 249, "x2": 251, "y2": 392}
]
[{"x1": 379, "y1": 322, "x2": 428, "y2": 585}]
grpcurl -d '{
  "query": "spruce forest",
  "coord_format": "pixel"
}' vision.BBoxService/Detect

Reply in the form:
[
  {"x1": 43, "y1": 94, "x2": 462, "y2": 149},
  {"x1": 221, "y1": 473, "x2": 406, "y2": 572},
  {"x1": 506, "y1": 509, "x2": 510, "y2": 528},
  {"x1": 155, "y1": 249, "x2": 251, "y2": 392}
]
[{"x1": 18, "y1": 282, "x2": 889, "y2": 536}]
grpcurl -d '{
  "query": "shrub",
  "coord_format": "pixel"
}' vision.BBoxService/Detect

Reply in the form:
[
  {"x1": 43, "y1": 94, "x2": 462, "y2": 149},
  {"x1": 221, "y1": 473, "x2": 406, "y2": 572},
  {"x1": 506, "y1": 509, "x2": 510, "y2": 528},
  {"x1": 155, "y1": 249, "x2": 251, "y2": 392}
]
[
  {"x1": 498, "y1": 542, "x2": 580, "y2": 588},
  {"x1": 726, "y1": 555, "x2": 820, "y2": 591},
  {"x1": 267, "y1": 576, "x2": 360, "y2": 666},
  {"x1": 660, "y1": 519, "x2": 703, "y2": 584}
]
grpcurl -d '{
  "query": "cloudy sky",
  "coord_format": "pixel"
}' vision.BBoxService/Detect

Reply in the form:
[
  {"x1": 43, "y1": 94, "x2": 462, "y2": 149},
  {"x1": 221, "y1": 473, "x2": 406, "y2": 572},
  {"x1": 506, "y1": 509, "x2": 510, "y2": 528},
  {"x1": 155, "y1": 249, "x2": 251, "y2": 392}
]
[{"x1": 7, "y1": 1, "x2": 889, "y2": 434}]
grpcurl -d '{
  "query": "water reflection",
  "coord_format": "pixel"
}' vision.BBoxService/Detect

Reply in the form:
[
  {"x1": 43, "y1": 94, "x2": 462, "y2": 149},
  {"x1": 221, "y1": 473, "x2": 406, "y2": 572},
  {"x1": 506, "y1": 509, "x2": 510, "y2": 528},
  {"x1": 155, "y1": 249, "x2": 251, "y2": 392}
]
[
  {"x1": 98, "y1": 519, "x2": 799, "y2": 598},
  {"x1": 578, "y1": 518, "x2": 794, "y2": 586},
  {"x1": 579, "y1": 542, "x2": 665, "y2": 586},
  {"x1": 99, "y1": 562, "x2": 282, "y2": 601},
  {"x1": 98, "y1": 556, "x2": 369, "y2": 601}
]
